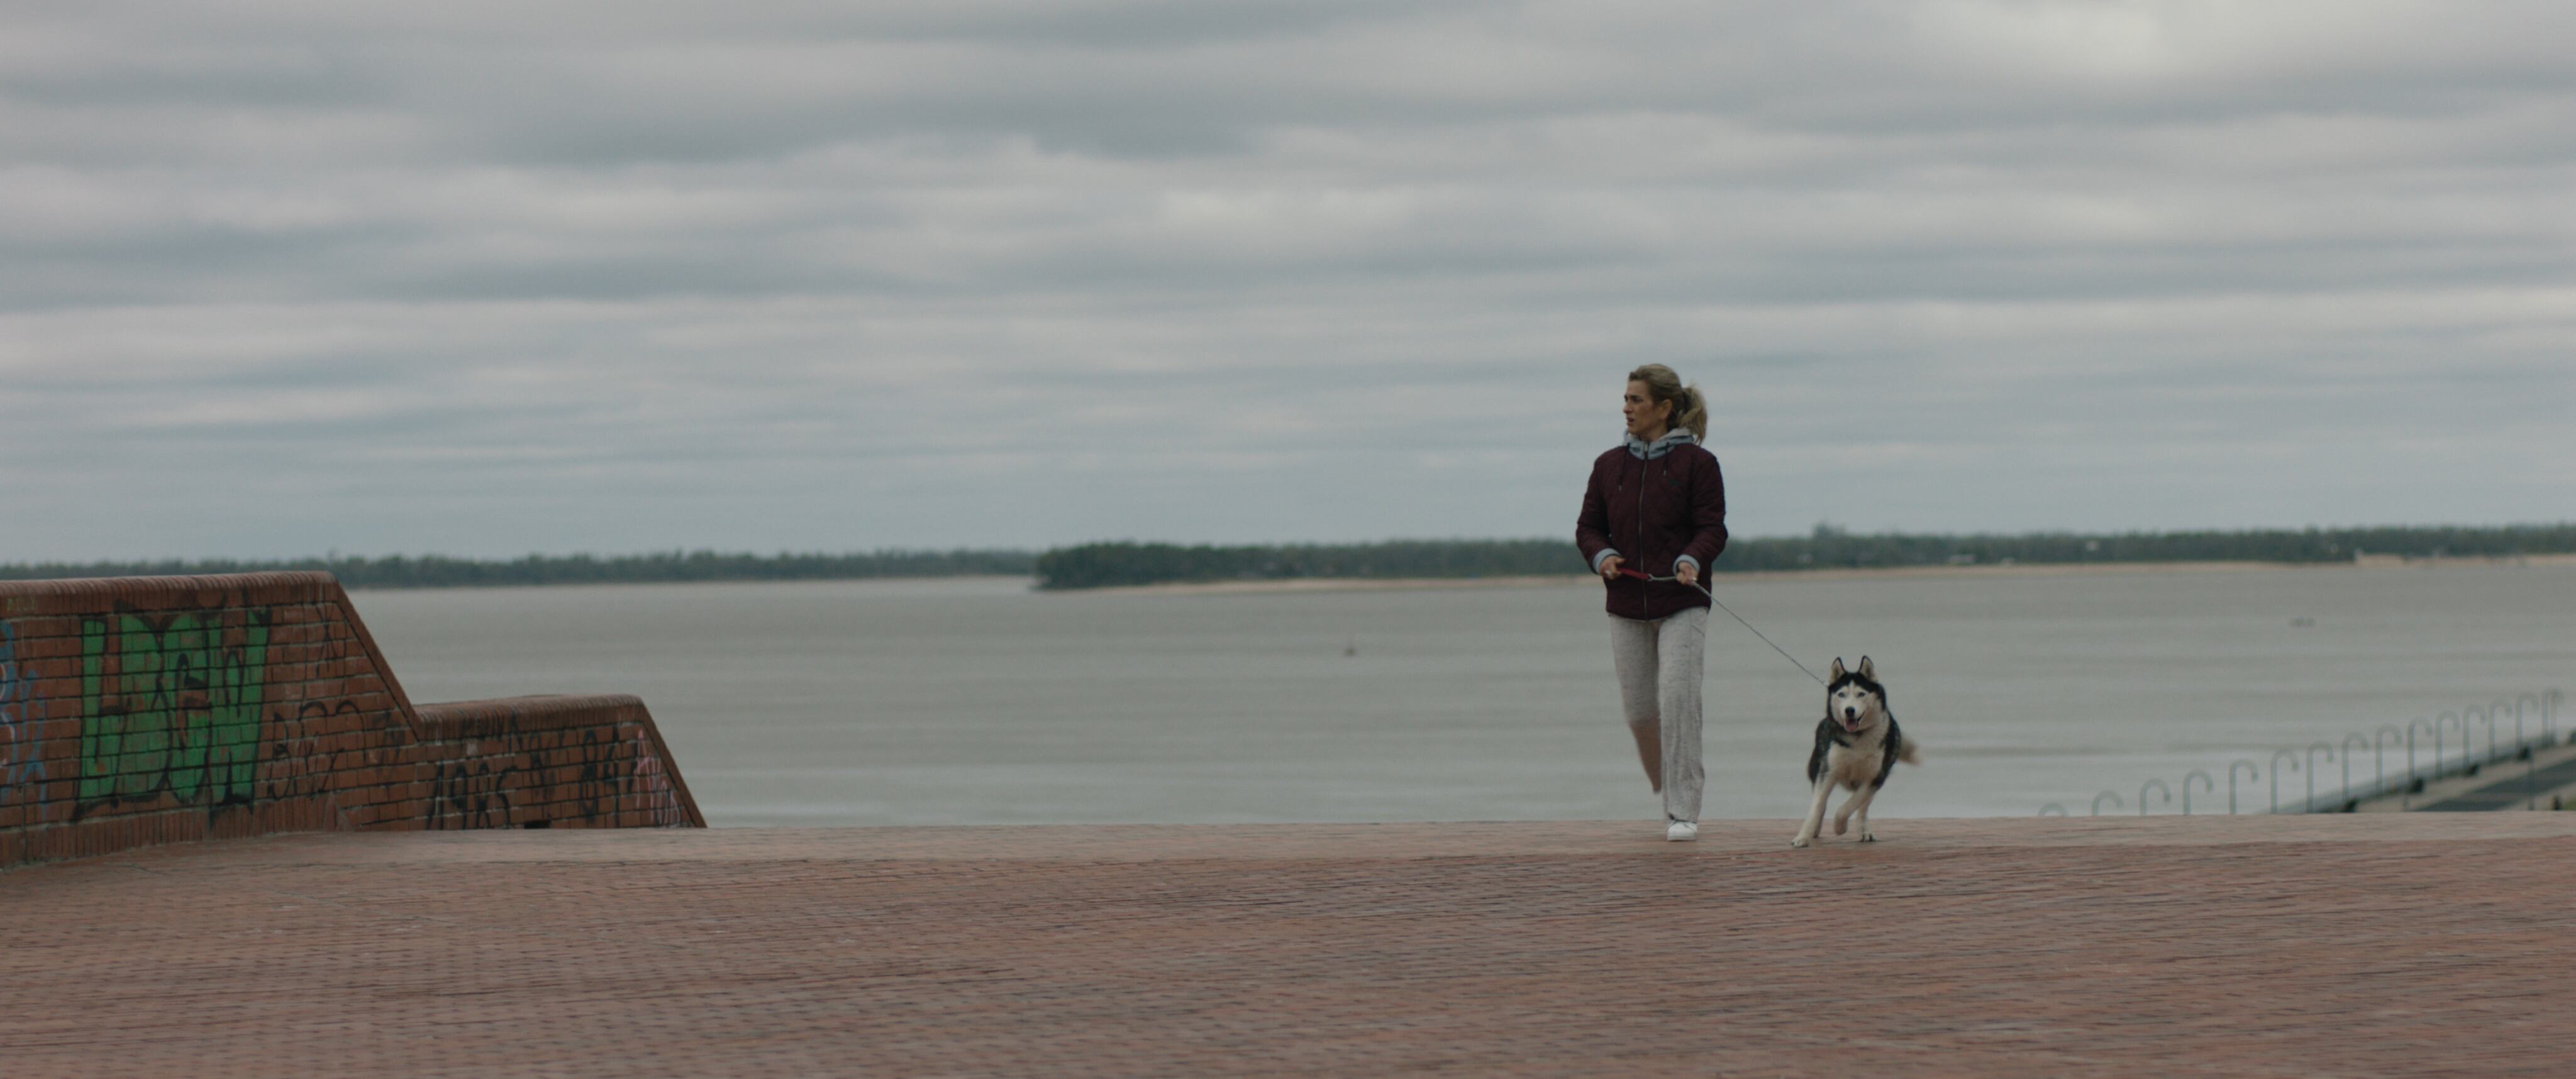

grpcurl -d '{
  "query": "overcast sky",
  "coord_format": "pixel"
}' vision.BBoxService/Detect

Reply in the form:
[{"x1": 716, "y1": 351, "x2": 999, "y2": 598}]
[{"x1": 3, "y1": 1, "x2": 2570, "y2": 560}]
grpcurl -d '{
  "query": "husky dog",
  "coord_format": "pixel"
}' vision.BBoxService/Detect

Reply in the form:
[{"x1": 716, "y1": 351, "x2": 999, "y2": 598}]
[{"x1": 1791, "y1": 656, "x2": 1919, "y2": 848}]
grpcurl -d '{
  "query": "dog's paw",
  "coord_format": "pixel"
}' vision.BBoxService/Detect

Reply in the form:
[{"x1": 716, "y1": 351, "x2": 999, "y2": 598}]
[
  {"x1": 1789, "y1": 835, "x2": 1812, "y2": 848},
  {"x1": 1858, "y1": 831, "x2": 1876, "y2": 843},
  {"x1": 1832, "y1": 817, "x2": 1848, "y2": 836}
]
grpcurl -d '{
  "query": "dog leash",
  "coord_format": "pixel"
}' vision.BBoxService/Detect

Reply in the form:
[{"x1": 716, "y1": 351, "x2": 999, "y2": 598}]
[{"x1": 1616, "y1": 567, "x2": 1828, "y2": 686}]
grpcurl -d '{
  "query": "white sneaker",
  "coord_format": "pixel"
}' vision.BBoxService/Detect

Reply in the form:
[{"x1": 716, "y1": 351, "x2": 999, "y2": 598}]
[{"x1": 1665, "y1": 819, "x2": 1697, "y2": 842}]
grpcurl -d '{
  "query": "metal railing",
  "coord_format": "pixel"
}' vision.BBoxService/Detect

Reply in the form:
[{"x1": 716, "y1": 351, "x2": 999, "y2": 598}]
[{"x1": 2044, "y1": 689, "x2": 2563, "y2": 816}]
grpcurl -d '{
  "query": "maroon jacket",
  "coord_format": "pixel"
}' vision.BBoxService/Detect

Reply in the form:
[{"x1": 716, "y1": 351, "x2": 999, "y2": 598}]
[{"x1": 1575, "y1": 438, "x2": 1728, "y2": 621}]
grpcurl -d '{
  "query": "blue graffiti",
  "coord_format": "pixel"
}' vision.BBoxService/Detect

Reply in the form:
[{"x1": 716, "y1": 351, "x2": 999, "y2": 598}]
[{"x1": 0, "y1": 621, "x2": 42, "y2": 799}]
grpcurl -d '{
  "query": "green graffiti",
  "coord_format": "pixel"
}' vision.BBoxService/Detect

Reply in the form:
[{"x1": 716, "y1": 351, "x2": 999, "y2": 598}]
[{"x1": 79, "y1": 611, "x2": 269, "y2": 811}]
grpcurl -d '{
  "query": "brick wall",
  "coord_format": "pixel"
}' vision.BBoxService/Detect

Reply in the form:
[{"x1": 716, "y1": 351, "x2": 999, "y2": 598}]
[{"x1": 0, "y1": 572, "x2": 702, "y2": 868}]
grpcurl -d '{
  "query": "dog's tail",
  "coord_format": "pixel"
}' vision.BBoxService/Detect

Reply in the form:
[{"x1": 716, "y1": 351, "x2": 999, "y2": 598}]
[{"x1": 1897, "y1": 737, "x2": 1922, "y2": 766}]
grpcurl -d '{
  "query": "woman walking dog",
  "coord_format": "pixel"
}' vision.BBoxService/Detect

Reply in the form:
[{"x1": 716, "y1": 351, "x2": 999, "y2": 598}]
[{"x1": 1576, "y1": 365, "x2": 1727, "y2": 841}]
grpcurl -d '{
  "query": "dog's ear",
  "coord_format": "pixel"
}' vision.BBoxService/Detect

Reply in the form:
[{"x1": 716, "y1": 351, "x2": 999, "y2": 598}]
[
  {"x1": 1858, "y1": 656, "x2": 1875, "y2": 680},
  {"x1": 1829, "y1": 657, "x2": 1847, "y2": 680}
]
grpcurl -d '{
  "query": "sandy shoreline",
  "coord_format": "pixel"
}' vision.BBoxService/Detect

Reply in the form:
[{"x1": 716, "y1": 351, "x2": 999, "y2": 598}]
[{"x1": 1076, "y1": 553, "x2": 2576, "y2": 595}]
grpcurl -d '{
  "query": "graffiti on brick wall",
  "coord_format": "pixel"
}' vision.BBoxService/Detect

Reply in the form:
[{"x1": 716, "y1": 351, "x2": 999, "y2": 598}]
[
  {"x1": 0, "y1": 621, "x2": 42, "y2": 800},
  {"x1": 536, "y1": 723, "x2": 687, "y2": 826},
  {"x1": 428, "y1": 721, "x2": 688, "y2": 828},
  {"x1": 78, "y1": 609, "x2": 270, "y2": 817},
  {"x1": 628, "y1": 727, "x2": 686, "y2": 825},
  {"x1": 257, "y1": 699, "x2": 353, "y2": 805},
  {"x1": 549, "y1": 725, "x2": 630, "y2": 822},
  {"x1": 428, "y1": 755, "x2": 518, "y2": 829}
]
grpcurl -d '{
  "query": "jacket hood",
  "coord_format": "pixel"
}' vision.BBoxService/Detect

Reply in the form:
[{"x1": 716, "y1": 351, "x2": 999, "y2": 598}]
[{"x1": 1624, "y1": 428, "x2": 1698, "y2": 460}]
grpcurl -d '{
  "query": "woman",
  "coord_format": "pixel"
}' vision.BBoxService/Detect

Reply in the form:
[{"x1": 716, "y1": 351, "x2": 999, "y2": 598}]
[{"x1": 1575, "y1": 364, "x2": 1728, "y2": 841}]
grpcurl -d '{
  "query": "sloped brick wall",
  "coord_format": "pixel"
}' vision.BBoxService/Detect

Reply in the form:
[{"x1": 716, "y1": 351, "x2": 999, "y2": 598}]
[
  {"x1": 413, "y1": 695, "x2": 696, "y2": 831},
  {"x1": 0, "y1": 572, "x2": 701, "y2": 868}
]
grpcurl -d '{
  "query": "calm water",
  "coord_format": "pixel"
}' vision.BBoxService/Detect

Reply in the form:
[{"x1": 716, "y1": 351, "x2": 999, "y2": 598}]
[{"x1": 353, "y1": 565, "x2": 2575, "y2": 826}]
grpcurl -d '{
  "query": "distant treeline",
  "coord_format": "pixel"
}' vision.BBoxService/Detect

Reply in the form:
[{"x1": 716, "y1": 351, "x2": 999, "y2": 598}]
[
  {"x1": 1034, "y1": 539, "x2": 1580, "y2": 590},
  {"x1": 0, "y1": 549, "x2": 1036, "y2": 590},
  {"x1": 8, "y1": 524, "x2": 2569, "y2": 591},
  {"x1": 1032, "y1": 524, "x2": 2576, "y2": 590}
]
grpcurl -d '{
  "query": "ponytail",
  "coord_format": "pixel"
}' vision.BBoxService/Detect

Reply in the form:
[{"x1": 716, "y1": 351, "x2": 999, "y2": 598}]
[{"x1": 1676, "y1": 384, "x2": 1707, "y2": 441}]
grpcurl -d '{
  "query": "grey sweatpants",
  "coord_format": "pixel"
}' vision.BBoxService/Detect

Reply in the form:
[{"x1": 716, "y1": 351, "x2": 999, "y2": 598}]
[{"x1": 1608, "y1": 607, "x2": 1710, "y2": 822}]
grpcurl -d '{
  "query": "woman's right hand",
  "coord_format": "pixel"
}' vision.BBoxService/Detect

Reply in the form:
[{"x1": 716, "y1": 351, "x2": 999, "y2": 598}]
[{"x1": 1599, "y1": 555, "x2": 1624, "y2": 581}]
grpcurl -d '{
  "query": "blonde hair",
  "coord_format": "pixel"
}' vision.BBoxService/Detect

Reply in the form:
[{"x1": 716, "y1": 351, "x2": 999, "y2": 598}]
[{"x1": 1627, "y1": 363, "x2": 1707, "y2": 440}]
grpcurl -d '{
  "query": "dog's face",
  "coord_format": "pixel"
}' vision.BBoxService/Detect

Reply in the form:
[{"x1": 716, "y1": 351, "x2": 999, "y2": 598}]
[{"x1": 1824, "y1": 656, "x2": 1886, "y2": 734}]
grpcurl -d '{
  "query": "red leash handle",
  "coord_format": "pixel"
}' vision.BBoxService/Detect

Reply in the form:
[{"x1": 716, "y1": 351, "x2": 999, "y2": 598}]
[{"x1": 1614, "y1": 563, "x2": 1704, "y2": 592}]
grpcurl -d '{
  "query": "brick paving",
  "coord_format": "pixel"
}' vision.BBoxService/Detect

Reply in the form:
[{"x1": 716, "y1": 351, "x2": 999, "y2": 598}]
[{"x1": 4, "y1": 816, "x2": 2574, "y2": 1078}]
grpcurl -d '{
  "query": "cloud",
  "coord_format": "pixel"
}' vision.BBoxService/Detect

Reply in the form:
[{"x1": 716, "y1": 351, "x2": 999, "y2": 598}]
[{"x1": 1, "y1": 1, "x2": 2571, "y2": 559}]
